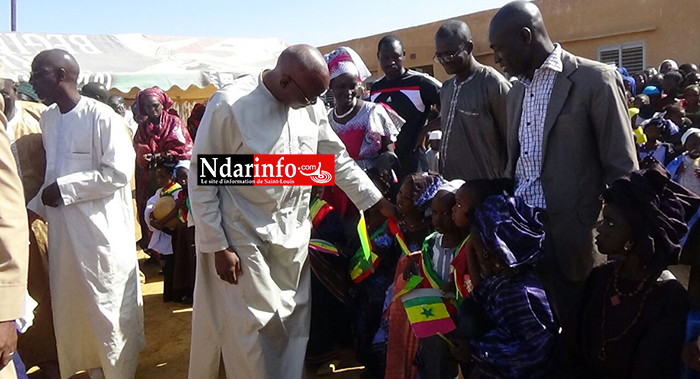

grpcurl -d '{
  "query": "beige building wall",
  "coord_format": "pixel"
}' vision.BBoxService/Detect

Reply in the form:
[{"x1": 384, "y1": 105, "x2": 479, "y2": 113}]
[{"x1": 319, "y1": 0, "x2": 700, "y2": 83}]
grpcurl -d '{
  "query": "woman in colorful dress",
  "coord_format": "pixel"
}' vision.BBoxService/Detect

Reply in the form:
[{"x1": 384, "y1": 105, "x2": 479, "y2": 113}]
[
  {"x1": 322, "y1": 46, "x2": 402, "y2": 219},
  {"x1": 133, "y1": 87, "x2": 193, "y2": 249}
]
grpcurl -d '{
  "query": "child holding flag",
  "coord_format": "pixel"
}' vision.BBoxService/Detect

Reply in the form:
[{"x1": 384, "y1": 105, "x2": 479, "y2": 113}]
[
  {"x1": 409, "y1": 180, "x2": 467, "y2": 379},
  {"x1": 451, "y1": 195, "x2": 557, "y2": 378},
  {"x1": 384, "y1": 173, "x2": 444, "y2": 378}
]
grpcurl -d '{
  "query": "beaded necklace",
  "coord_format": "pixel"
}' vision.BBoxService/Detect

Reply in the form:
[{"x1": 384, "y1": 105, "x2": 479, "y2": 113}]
[{"x1": 598, "y1": 264, "x2": 657, "y2": 361}]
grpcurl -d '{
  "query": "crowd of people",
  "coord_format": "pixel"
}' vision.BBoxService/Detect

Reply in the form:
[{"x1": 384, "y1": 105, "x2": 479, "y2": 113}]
[{"x1": 3, "y1": 1, "x2": 700, "y2": 379}]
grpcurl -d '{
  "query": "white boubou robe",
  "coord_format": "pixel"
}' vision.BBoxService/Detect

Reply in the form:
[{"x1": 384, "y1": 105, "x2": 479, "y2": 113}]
[
  {"x1": 29, "y1": 97, "x2": 145, "y2": 379},
  {"x1": 188, "y1": 73, "x2": 383, "y2": 379}
]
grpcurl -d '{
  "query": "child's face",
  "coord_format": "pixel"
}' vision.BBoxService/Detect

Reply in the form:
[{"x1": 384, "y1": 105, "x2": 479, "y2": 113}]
[
  {"x1": 595, "y1": 203, "x2": 633, "y2": 257},
  {"x1": 155, "y1": 167, "x2": 174, "y2": 188},
  {"x1": 431, "y1": 191, "x2": 459, "y2": 234},
  {"x1": 685, "y1": 88, "x2": 700, "y2": 106},
  {"x1": 686, "y1": 134, "x2": 700, "y2": 154},
  {"x1": 645, "y1": 124, "x2": 661, "y2": 141},
  {"x1": 666, "y1": 112, "x2": 684, "y2": 128},
  {"x1": 397, "y1": 180, "x2": 418, "y2": 216},
  {"x1": 452, "y1": 186, "x2": 475, "y2": 228},
  {"x1": 429, "y1": 140, "x2": 440, "y2": 151},
  {"x1": 632, "y1": 95, "x2": 649, "y2": 109},
  {"x1": 176, "y1": 167, "x2": 189, "y2": 188}
]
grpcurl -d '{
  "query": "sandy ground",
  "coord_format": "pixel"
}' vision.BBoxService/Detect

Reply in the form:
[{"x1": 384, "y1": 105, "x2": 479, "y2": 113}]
[
  {"x1": 27, "y1": 250, "x2": 364, "y2": 379},
  {"x1": 134, "y1": 252, "x2": 364, "y2": 379}
]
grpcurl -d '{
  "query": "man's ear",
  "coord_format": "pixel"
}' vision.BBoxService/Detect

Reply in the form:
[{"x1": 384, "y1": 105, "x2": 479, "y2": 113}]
[
  {"x1": 279, "y1": 74, "x2": 291, "y2": 90},
  {"x1": 465, "y1": 41, "x2": 475, "y2": 55},
  {"x1": 521, "y1": 27, "x2": 533, "y2": 45},
  {"x1": 56, "y1": 68, "x2": 68, "y2": 83}
]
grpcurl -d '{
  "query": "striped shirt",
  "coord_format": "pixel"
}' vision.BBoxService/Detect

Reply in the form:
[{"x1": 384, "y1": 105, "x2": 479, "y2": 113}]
[
  {"x1": 431, "y1": 234, "x2": 457, "y2": 283},
  {"x1": 370, "y1": 70, "x2": 441, "y2": 161},
  {"x1": 469, "y1": 272, "x2": 557, "y2": 378},
  {"x1": 514, "y1": 44, "x2": 563, "y2": 209}
]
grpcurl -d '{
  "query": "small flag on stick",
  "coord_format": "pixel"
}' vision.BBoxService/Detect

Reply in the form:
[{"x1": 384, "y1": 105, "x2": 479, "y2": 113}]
[{"x1": 402, "y1": 288, "x2": 456, "y2": 338}]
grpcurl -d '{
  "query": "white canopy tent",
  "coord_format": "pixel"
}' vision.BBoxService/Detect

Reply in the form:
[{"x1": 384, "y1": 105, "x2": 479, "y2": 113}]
[{"x1": 0, "y1": 32, "x2": 288, "y2": 113}]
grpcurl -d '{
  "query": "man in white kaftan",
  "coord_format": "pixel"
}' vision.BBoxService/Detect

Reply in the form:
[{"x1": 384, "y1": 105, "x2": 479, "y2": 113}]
[
  {"x1": 188, "y1": 45, "x2": 390, "y2": 379},
  {"x1": 27, "y1": 50, "x2": 144, "y2": 379}
]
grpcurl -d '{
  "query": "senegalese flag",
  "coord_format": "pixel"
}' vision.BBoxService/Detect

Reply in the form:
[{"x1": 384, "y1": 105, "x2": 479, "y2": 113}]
[
  {"x1": 357, "y1": 210, "x2": 372, "y2": 261},
  {"x1": 391, "y1": 274, "x2": 424, "y2": 303},
  {"x1": 309, "y1": 198, "x2": 334, "y2": 228},
  {"x1": 309, "y1": 239, "x2": 339, "y2": 256},
  {"x1": 349, "y1": 218, "x2": 387, "y2": 283},
  {"x1": 451, "y1": 236, "x2": 473, "y2": 302},
  {"x1": 420, "y1": 233, "x2": 444, "y2": 290},
  {"x1": 402, "y1": 288, "x2": 456, "y2": 338},
  {"x1": 349, "y1": 249, "x2": 381, "y2": 283},
  {"x1": 161, "y1": 182, "x2": 181, "y2": 197},
  {"x1": 387, "y1": 218, "x2": 412, "y2": 256}
]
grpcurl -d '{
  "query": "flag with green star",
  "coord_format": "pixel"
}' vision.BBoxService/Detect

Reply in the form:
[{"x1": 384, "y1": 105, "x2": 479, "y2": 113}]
[{"x1": 402, "y1": 288, "x2": 456, "y2": 338}]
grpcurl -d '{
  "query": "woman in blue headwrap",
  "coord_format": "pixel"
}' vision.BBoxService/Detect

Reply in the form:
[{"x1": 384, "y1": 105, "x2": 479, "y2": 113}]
[
  {"x1": 617, "y1": 67, "x2": 637, "y2": 98},
  {"x1": 638, "y1": 113, "x2": 679, "y2": 165},
  {"x1": 450, "y1": 195, "x2": 557, "y2": 378},
  {"x1": 560, "y1": 159, "x2": 700, "y2": 378}
]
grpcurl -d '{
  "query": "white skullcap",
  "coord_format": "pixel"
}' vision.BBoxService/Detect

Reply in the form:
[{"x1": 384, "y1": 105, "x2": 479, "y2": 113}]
[
  {"x1": 428, "y1": 130, "x2": 443, "y2": 141},
  {"x1": 171, "y1": 159, "x2": 191, "y2": 179},
  {"x1": 439, "y1": 179, "x2": 465, "y2": 194},
  {"x1": 681, "y1": 128, "x2": 700, "y2": 146}
]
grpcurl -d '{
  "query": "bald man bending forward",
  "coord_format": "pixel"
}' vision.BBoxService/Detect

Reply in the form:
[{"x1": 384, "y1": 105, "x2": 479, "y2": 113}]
[{"x1": 188, "y1": 45, "x2": 389, "y2": 378}]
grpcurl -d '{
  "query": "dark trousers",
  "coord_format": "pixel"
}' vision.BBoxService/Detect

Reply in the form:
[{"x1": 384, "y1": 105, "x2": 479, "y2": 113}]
[
  {"x1": 537, "y1": 215, "x2": 603, "y2": 324},
  {"x1": 398, "y1": 149, "x2": 429, "y2": 180},
  {"x1": 415, "y1": 335, "x2": 459, "y2": 379}
]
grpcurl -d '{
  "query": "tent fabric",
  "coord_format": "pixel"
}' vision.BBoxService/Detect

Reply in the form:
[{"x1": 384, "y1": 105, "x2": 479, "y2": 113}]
[{"x1": 0, "y1": 33, "x2": 287, "y2": 94}]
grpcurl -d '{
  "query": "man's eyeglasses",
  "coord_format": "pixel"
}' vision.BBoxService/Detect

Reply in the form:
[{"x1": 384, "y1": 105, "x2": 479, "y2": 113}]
[
  {"x1": 433, "y1": 45, "x2": 466, "y2": 64},
  {"x1": 289, "y1": 75, "x2": 317, "y2": 106}
]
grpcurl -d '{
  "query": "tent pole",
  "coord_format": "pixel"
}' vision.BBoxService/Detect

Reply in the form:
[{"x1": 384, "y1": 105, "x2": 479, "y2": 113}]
[{"x1": 11, "y1": 0, "x2": 17, "y2": 31}]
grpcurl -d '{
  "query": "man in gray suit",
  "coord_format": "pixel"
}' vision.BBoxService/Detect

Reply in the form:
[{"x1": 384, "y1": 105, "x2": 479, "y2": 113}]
[{"x1": 488, "y1": 1, "x2": 638, "y2": 319}]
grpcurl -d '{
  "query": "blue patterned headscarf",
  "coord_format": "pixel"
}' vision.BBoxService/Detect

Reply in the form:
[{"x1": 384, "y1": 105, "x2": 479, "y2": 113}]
[
  {"x1": 641, "y1": 112, "x2": 680, "y2": 137},
  {"x1": 475, "y1": 195, "x2": 545, "y2": 268},
  {"x1": 412, "y1": 173, "x2": 445, "y2": 212}
]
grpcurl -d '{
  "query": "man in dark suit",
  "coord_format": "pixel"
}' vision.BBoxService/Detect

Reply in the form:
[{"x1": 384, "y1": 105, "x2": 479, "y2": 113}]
[{"x1": 488, "y1": 1, "x2": 638, "y2": 319}]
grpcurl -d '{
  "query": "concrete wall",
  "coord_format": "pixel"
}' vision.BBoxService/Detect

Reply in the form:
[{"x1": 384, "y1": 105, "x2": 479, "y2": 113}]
[{"x1": 319, "y1": 0, "x2": 700, "y2": 82}]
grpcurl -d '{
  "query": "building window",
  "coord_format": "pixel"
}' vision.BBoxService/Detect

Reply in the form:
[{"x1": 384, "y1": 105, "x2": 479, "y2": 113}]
[{"x1": 598, "y1": 41, "x2": 645, "y2": 74}]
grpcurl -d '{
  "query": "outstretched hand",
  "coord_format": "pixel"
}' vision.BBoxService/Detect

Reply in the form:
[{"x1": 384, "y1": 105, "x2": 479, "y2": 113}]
[
  {"x1": 414, "y1": 118, "x2": 441, "y2": 151},
  {"x1": 370, "y1": 198, "x2": 399, "y2": 222}
]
